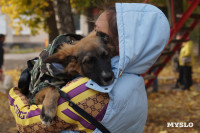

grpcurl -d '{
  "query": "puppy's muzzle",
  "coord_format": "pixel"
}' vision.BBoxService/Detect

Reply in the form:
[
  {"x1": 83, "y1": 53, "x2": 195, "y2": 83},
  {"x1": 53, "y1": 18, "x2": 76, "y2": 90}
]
[{"x1": 101, "y1": 71, "x2": 114, "y2": 86}]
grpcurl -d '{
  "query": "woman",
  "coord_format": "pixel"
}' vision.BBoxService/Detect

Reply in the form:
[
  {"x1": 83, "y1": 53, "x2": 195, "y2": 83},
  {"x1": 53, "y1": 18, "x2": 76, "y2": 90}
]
[{"x1": 9, "y1": 3, "x2": 170, "y2": 133}]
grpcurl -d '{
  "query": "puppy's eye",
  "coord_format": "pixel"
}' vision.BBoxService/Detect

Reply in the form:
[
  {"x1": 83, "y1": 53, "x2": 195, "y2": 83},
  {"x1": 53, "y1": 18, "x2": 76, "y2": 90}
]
[
  {"x1": 96, "y1": 31, "x2": 110, "y2": 44},
  {"x1": 82, "y1": 56, "x2": 95, "y2": 64}
]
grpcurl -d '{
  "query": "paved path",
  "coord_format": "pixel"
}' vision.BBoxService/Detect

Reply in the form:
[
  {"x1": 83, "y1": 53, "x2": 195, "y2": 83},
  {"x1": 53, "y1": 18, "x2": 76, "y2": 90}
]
[
  {"x1": 4, "y1": 52, "x2": 40, "y2": 70},
  {"x1": 5, "y1": 52, "x2": 40, "y2": 60}
]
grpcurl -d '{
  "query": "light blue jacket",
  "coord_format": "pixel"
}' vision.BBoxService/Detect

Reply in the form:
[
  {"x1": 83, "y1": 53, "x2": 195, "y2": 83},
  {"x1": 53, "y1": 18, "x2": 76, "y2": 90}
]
[{"x1": 61, "y1": 3, "x2": 170, "y2": 133}]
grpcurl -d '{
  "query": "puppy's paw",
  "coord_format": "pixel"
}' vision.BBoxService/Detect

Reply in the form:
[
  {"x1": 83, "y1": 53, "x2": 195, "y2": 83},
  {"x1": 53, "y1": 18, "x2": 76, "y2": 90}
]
[{"x1": 40, "y1": 106, "x2": 56, "y2": 127}]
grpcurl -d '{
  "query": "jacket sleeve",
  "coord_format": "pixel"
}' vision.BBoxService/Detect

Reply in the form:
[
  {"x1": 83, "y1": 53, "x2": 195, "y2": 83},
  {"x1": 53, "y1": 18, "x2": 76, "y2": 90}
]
[{"x1": 8, "y1": 87, "x2": 72, "y2": 133}]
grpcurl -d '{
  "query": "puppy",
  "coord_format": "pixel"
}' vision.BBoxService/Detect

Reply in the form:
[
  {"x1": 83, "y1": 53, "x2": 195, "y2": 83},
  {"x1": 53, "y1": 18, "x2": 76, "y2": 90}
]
[{"x1": 26, "y1": 31, "x2": 116, "y2": 126}]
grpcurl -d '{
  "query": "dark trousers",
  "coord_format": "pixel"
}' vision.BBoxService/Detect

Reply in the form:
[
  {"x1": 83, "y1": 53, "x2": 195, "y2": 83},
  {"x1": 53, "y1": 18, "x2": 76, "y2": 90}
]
[
  {"x1": 0, "y1": 47, "x2": 4, "y2": 69},
  {"x1": 181, "y1": 66, "x2": 193, "y2": 90},
  {"x1": 175, "y1": 66, "x2": 184, "y2": 87}
]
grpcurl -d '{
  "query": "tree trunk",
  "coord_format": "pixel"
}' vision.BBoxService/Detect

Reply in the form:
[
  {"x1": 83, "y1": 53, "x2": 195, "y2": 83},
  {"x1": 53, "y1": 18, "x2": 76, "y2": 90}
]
[
  {"x1": 173, "y1": 0, "x2": 184, "y2": 23},
  {"x1": 168, "y1": 0, "x2": 184, "y2": 25},
  {"x1": 199, "y1": 27, "x2": 200, "y2": 56},
  {"x1": 53, "y1": 0, "x2": 75, "y2": 34},
  {"x1": 166, "y1": 0, "x2": 172, "y2": 26},
  {"x1": 45, "y1": 0, "x2": 59, "y2": 43},
  {"x1": 85, "y1": 7, "x2": 95, "y2": 33}
]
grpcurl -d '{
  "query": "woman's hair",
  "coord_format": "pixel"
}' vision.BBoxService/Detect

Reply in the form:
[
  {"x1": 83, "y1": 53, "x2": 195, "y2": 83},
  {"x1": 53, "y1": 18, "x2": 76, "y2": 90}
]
[{"x1": 104, "y1": 6, "x2": 118, "y2": 45}]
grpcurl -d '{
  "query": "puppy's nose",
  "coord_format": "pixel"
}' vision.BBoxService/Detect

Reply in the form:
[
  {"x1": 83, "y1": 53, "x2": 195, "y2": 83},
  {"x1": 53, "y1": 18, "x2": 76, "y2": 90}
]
[{"x1": 101, "y1": 71, "x2": 114, "y2": 84}]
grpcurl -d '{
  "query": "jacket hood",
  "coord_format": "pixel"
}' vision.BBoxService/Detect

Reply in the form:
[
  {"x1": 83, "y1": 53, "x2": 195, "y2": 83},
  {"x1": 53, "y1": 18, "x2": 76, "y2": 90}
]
[
  {"x1": 86, "y1": 3, "x2": 170, "y2": 93},
  {"x1": 115, "y1": 3, "x2": 170, "y2": 77}
]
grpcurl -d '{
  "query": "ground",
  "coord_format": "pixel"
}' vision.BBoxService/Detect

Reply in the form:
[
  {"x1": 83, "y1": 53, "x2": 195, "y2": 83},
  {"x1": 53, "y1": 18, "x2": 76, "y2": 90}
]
[
  {"x1": 0, "y1": 53, "x2": 200, "y2": 133},
  {"x1": 4, "y1": 52, "x2": 40, "y2": 70},
  {"x1": 0, "y1": 93, "x2": 16, "y2": 133},
  {"x1": 144, "y1": 89, "x2": 200, "y2": 133},
  {"x1": 0, "y1": 53, "x2": 39, "y2": 133}
]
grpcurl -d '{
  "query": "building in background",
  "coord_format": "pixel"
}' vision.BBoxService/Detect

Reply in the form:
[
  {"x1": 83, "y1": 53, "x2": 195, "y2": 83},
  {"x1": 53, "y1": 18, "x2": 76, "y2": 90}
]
[
  {"x1": 0, "y1": 10, "x2": 89, "y2": 49},
  {"x1": 0, "y1": 11, "x2": 48, "y2": 49}
]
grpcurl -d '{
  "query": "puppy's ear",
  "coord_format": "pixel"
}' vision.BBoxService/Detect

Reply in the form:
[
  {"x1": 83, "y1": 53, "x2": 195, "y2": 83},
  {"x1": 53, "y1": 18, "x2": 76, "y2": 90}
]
[
  {"x1": 44, "y1": 44, "x2": 77, "y2": 65},
  {"x1": 96, "y1": 31, "x2": 110, "y2": 44},
  {"x1": 44, "y1": 54, "x2": 77, "y2": 67},
  {"x1": 44, "y1": 53, "x2": 63, "y2": 64}
]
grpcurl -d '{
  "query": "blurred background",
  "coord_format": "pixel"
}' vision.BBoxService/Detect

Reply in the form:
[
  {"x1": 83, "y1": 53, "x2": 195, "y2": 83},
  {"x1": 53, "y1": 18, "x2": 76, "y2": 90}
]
[{"x1": 0, "y1": 0, "x2": 200, "y2": 133}]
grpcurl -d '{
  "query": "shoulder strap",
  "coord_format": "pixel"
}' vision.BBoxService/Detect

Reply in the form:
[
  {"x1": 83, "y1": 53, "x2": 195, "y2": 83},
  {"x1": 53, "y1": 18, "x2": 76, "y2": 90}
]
[{"x1": 59, "y1": 90, "x2": 110, "y2": 133}]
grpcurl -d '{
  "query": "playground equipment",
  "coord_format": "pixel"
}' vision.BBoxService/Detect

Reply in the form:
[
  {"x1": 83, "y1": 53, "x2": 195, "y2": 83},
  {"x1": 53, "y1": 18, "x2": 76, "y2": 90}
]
[{"x1": 143, "y1": 0, "x2": 200, "y2": 88}]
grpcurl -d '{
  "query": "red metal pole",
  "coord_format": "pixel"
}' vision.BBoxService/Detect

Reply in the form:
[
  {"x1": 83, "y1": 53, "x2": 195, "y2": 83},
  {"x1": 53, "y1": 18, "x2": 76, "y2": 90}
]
[
  {"x1": 168, "y1": 0, "x2": 200, "y2": 44},
  {"x1": 145, "y1": 20, "x2": 199, "y2": 88},
  {"x1": 144, "y1": 0, "x2": 200, "y2": 88},
  {"x1": 171, "y1": 0, "x2": 176, "y2": 29}
]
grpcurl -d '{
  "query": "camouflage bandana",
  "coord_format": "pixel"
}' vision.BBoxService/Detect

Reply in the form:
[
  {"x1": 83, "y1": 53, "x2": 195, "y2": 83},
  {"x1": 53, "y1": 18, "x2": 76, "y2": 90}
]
[{"x1": 28, "y1": 34, "x2": 83, "y2": 104}]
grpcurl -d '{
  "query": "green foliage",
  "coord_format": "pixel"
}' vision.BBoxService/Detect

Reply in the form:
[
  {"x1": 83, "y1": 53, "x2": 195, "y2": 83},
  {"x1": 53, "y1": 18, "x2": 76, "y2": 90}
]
[
  {"x1": 148, "y1": 0, "x2": 167, "y2": 6},
  {"x1": 0, "y1": 0, "x2": 168, "y2": 35},
  {"x1": 71, "y1": 0, "x2": 151, "y2": 13},
  {"x1": 183, "y1": 0, "x2": 200, "y2": 44},
  {"x1": 0, "y1": 0, "x2": 51, "y2": 35}
]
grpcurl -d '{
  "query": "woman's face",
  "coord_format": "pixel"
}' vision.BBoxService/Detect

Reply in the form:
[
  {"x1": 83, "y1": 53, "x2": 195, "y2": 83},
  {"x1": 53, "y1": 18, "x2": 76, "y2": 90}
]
[
  {"x1": 95, "y1": 11, "x2": 119, "y2": 56},
  {"x1": 94, "y1": 11, "x2": 111, "y2": 37}
]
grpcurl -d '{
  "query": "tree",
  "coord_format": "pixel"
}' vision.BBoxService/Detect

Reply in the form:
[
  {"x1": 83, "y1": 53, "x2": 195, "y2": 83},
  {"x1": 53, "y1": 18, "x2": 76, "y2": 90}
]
[
  {"x1": 45, "y1": 0, "x2": 59, "y2": 43},
  {"x1": 71, "y1": 0, "x2": 167, "y2": 32},
  {"x1": 53, "y1": 0, "x2": 75, "y2": 34},
  {"x1": 0, "y1": 0, "x2": 75, "y2": 42}
]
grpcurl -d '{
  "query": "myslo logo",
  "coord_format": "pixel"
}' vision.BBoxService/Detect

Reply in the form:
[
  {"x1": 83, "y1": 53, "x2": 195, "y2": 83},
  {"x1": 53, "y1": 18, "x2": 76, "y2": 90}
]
[{"x1": 167, "y1": 122, "x2": 193, "y2": 127}]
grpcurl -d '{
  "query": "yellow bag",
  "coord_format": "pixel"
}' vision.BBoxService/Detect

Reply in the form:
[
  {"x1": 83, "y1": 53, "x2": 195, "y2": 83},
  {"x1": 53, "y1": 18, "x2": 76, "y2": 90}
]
[{"x1": 9, "y1": 77, "x2": 109, "y2": 133}]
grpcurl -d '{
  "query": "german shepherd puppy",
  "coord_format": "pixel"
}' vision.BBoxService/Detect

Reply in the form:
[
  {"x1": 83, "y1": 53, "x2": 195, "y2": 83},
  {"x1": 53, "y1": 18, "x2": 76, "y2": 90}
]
[{"x1": 33, "y1": 31, "x2": 115, "y2": 126}]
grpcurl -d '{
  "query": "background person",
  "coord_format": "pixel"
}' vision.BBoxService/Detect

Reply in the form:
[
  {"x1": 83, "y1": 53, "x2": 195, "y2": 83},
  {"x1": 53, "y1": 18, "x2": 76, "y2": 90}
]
[
  {"x1": 178, "y1": 39, "x2": 194, "y2": 90},
  {"x1": 8, "y1": 3, "x2": 170, "y2": 133},
  {"x1": 0, "y1": 34, "x2": 5, "y2": 81}
]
